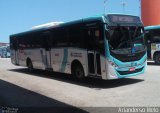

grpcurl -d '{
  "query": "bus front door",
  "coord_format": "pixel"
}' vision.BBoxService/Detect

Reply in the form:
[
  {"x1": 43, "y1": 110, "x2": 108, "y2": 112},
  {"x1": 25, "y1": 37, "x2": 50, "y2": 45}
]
[
  {"x1": 87, "y1": 27, "x2": 102, "y2": 76},
  {"x1": 88, "y1": 52, "x2": 101, "y2": 76}
]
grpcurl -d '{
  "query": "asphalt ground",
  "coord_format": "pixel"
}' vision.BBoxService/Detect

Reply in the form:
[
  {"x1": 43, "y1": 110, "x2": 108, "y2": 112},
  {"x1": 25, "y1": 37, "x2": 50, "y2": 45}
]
[{"x1": 0, "y1": 58, "x2": 160, "y2": 113}]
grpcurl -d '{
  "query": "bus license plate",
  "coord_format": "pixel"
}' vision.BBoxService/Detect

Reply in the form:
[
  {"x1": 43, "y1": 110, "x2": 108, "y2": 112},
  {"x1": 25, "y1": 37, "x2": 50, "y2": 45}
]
[{"x1": 129, "y1": 67, "x2": 135, "y2": 72}]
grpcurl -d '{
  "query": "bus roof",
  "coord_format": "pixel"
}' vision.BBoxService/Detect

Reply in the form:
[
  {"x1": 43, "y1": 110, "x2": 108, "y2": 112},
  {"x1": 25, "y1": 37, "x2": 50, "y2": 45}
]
[
  {"x1": 10, "y1": 15, "x2": 103, "y2": 38},
  {"x1": 145, "y1": 25, "x2": 160, "y2": 30},
  {"x1": 31, "y1": 22, "x2": 64, "y2": 29},
  {"x1": 10, "y1": 14, "x2": 142, "y2": 38}
]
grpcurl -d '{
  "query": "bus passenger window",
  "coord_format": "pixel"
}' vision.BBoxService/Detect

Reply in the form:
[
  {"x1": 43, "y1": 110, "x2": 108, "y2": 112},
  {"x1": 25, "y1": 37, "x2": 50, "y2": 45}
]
[
  {"x1": 68, "y1": 25, "x2": 82, "y2": 48},
  {"x1": 53, "y1": 28, "x2": 69, "y2": 47},
  {"x1": 88, "y1": 31, "x2": 91, "y2": 36},
  {"x1": 95, "y1": 30, "x2": 100, "y2": 37}
]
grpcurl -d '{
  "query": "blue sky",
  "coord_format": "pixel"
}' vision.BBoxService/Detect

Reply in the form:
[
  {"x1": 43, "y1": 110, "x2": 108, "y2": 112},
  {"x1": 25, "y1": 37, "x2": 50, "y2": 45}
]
[{"x1": 0, "y1": 0, "x2": 140, "y2": 43}]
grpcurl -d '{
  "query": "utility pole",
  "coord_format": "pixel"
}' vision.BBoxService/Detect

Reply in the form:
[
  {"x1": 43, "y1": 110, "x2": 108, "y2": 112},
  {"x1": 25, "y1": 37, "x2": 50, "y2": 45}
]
[
  {"x1": 139, "y1": 0, "x2": 141, "y2": 17},
  {"x1": 121, "y1": 0, "x2": 127, "y2": 14},
  {"x1": 104, "y1": 0, "x2": 108, "y2": 14}
]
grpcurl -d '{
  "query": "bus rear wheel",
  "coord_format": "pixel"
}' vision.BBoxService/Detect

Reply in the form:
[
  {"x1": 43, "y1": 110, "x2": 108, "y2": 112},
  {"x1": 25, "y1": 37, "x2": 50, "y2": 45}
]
[
  {"x1": 72, "y1": 63, "x2": 85, "y2": 80},
  {"x1": 154, "y1": 54, "x2": 160, "y2": 64},
  {"x1": 27, "y1": 59, "x2": 33, "y2": 72}
]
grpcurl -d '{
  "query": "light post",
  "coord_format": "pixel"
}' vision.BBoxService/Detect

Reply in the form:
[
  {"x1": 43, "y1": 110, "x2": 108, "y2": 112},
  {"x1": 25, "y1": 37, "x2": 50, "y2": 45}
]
[
  {"x1": 104, "y1": 0, "x2": 108, "y2": 14},
  {"x1": 139, "y1": 0, "x2": 141, "y2": 17},
  {"x1": 121, "y1": 0, "x2": 127, "y2": 14}
]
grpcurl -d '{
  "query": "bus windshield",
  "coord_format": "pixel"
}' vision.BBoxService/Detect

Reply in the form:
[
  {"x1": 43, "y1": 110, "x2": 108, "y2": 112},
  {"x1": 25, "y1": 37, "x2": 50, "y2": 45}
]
[{"x1": 108, "y1": 26, "x2": 145, "y2": 54}]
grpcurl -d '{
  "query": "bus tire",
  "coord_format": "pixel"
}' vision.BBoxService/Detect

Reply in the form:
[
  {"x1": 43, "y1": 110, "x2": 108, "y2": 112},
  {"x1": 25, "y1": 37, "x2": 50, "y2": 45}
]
[
  {"x1": 27, "y1": 59, "x2": 33, "y2": 72},
  {"x1": 71, "y1": 61, "x2": 85, "y2": 80},
  {"x1": 154, "y1": 53, "x2": 160, "y2": 64}
]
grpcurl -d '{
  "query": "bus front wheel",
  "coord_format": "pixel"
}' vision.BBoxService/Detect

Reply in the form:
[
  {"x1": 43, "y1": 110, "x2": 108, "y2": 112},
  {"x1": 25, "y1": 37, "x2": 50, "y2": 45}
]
[
  {"x1": 72, "y1": 62, "x2": 85, "y2": 79},
  {"x1": 154, "y1": 54, "x2": 160, "y2": 64}
]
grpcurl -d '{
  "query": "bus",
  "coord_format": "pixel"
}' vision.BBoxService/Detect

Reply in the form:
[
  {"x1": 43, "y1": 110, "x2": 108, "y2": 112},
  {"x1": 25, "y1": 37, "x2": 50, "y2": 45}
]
[
  {"x1": 145, "y1": 25, "x2": 160, "y2": 64},
  {"x1": 10, "y1": 14, "x2": 147, "y2": 80},
  {"x1": 0, "y1": 46, "x2": 10, "y2": 58}
]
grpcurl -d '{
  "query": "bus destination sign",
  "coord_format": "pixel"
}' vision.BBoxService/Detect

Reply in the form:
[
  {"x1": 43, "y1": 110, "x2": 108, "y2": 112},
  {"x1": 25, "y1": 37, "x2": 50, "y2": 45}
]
[{"x1": 108, "y1": 15, "x2": 141, "y2": 24}]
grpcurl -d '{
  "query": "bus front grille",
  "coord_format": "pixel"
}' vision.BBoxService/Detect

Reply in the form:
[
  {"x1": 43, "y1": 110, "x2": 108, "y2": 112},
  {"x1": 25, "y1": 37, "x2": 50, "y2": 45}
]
[
  {"x1": 117, "y1": 67, "x2": 144, "y2": 75},
  {"x1": 110, "y1": 51, "x2": 146, "y2": 62}
]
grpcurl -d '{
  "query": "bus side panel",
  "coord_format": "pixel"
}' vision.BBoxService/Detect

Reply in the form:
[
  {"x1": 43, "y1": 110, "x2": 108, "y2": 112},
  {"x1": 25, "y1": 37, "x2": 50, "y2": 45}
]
[
  {"x1": 24, "y1": 49, "x2": 45, "y2": 69},
  {"x1": 13, "y1": 50, "x2": 20, "y2": 65},
  {"x1": 17, "y1": 48, "x2": 28, "y2": 67},
  {"x1": 106, "y1": 59, "x2": 118, "y2": 79},
  {"x1": 67, "y1": 48, "x2": 88, "y2": 76},
  {"x1": 100, "y1": 56, "x2": 107, "y2": 80},
  {"x1": 51, "y1": 48, "x2": 66, "y2": 72},
  {"x1": 15, "y1": 48, "x2": 44, "y2": 69},
  {"x1": 151, "y1": 44, "x2": 160, "y2": 59},
  {"x1": 51, "y1": 48, "x2": 88, "y2": 76}
]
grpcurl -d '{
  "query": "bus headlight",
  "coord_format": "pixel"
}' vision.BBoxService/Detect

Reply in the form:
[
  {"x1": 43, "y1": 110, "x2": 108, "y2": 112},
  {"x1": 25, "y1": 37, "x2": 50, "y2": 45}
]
[{"x1": 109, "y1": 61, "x2": 118, "y2": 68}]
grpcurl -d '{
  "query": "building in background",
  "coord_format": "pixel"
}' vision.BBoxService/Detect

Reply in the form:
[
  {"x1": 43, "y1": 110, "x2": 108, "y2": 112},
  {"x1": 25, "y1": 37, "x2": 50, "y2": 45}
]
[
  {"x1": 0, "y1": 43, "x2": 10, "y2": 58},
  {"x1": 141, "y1": 0, "x2": 160, "y2": 26},
  {"x1": 0, "y1": 42, "x2": 9, "y2": 47}
]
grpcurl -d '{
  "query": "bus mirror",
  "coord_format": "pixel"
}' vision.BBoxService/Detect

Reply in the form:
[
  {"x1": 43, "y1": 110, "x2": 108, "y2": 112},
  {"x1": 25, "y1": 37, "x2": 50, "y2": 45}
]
[{"x1": 142, "y1": 27, "x2": 145, "y2": 33}]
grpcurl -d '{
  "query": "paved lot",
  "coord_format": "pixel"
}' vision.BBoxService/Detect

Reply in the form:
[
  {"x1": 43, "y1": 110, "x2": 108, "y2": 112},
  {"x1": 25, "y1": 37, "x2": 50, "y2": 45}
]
[{"x1": 0, "y1": 58, "x2": 160, "y2": 113}]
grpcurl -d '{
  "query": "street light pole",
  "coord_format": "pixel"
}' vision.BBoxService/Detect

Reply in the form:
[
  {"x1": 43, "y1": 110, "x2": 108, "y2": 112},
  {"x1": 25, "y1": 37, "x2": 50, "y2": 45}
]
[
  {"x1": 104, "y1": 0, "x2": 108, "y2": 14},
  {"x1": 139, "y1": 0, "x2": 141, "y2": 17},
  {"x1": 121, "y1": 0, "x2": 127, "y2": 14}
]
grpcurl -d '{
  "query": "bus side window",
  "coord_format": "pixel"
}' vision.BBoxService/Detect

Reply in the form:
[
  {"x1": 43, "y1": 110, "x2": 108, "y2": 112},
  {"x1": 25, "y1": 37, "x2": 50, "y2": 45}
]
[
  {"x1": 152, "y1": 30, "x2": 160, "y2": 43},
  {"x1": 53, "y1": 28, "x2": 69, "y2": 47},
  {"x1": 41, "y1": 31, "x2": 52, "y2": 50},
  {"x1": 10, "y1": 37, "x2": 18, "y2": 50},
  {"x1": 145, "y1": 31, "x2": 151, "y2": 44},
  {"x1": 68, "y1": 25, "x2": 83, "y2": 48}
]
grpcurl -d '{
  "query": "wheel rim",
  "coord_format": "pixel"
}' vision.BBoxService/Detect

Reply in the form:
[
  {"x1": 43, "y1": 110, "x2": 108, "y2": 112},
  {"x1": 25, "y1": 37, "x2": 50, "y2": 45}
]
[
  {"x1": 155, "y1": 55, "x2": 160, "y2": 64},
  {"x1": 75, "y1": 66, "x2": 84, "y2": 78}
]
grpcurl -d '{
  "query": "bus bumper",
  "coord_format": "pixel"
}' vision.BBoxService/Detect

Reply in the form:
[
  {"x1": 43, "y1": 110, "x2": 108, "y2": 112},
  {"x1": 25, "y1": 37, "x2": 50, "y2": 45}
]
[{"x1": 105, "y1": 55, "x2": 147, "y2": 80}]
